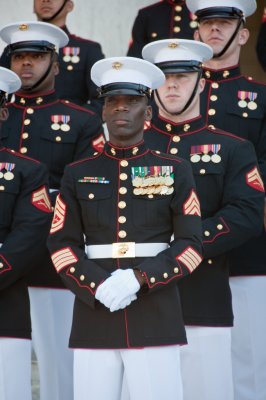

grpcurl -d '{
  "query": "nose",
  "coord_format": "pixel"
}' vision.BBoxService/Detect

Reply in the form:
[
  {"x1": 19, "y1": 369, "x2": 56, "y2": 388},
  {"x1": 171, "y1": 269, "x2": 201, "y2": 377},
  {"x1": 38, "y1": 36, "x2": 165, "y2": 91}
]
[
  {"x1": 22, "y1": 56, "x2": 33, "y2": 65},
  {"x1": 114, "y1": 100, "x2": 129, "y2": 111},
  {"x1": 167, "y1": 78, "x2": 178, "y2": 89}
]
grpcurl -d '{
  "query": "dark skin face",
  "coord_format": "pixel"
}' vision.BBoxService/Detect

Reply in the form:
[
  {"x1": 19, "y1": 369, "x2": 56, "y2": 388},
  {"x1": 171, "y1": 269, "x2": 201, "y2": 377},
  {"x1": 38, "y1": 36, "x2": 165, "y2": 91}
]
[
  {"x1": 10, "y1": 52, "x2": 59, "y2": 94},
  {"x1": 102, "y1": 94, "x2": 152, "y2": 147}
]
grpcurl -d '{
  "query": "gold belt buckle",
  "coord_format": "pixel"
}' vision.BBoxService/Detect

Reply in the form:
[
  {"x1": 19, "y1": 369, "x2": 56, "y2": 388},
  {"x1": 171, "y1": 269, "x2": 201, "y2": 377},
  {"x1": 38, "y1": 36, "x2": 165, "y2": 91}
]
[{"x1": 112, "y1": 242, "x2": 136, "y2": 258}]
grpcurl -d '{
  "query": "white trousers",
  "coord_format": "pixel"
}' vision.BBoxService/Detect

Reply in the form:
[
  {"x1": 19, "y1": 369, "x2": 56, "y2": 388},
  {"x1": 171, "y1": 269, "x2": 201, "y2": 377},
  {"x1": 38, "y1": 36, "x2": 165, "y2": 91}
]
[
  {"x1": 29, "y1": 287, "x2": 75, "y2": 400},
  {"x1": 180, "y1": 326, "x2": 233, "y2": 400},
  {"x1": 230, "y1": 276, "x2": 266, "y2": 400},
  {"x1": 74, "y1": 345, "x2": 183, "y2": 400},
  {"x1": 0, "y1": 338, "x2": 31, "y2": 400}
]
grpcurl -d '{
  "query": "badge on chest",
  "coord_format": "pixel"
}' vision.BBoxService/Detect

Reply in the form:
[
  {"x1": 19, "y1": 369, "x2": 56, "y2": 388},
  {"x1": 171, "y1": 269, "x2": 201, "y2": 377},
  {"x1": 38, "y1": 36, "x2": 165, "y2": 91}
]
[
  {"x1": 131, "y1": 166, "x2": 174, "y2": 196},
  {"x1": 190, "y1": 144, "x2": 221, "y2": 164}
]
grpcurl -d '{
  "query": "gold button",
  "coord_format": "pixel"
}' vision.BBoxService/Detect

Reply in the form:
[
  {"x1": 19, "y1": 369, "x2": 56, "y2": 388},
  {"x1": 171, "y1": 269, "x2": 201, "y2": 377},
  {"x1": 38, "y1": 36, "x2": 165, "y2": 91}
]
[
  {"x1": 243, "y1": 112, "x2": 248, "y2": 118},
  {"x1": 80, "y1": 275, "x2": 85, "y2": 281},
  {"x1": 174, "y1": 267, "x2": 179, "y2": 274},
  {"x1": 90, "y1": 282, "x2": 96, "y2": 289},
  {"x1": 211, "y1": 82, "x2": 219, "y2": 89},
  {"x1": 93, "y1": 152, "x2": 98, "y2": 156},
  {"x1": 70, "y1": 267, "x2": 75, "y2": 273},
  {"x1": 170, "y1": 148, "x2": 178, "y2": 154},
  {"x1": 26, "y1": 108, "x2": 34, "y2": 114},
  {"x1": 55, "y1": 136, "x2": 62, "y2": 142},
  {"x1": 151, "y1": 32, "x2": 157, "y2": 38},
  {"x1": 163, "y1": 273, "x2": 168, "y2": 279},
  {"x1": 0, "y1": 186, "x2": 5, "y2": 191},
  {"x1": 208, "y1": 125, "x2": 216, "y2": 130},
  {"x1": 174, "y1": 15, "x2": 181, "y2": 21},
  {"x1": 204, "y1": 230, "x2": 210, "y2": 237},
  {"x1": 118, "y1": 216, "x2": 126, "y2": 224},
  {"x1": 175, "y1": 5, "x2": 182, "y2": 11},
  {"x1": 155, "y1": 150, "x2": 160, "y2": 154},
  {"x1": 119, "y1": 187, "x2": 127, "y2": 195},
  {"x1": 120, "y1": 160, "x2": 128, "y2": 167},
  {"x1": 67, "y1": 65, "x2": 73, "y2": 71},
  {"x1": 208, "y1": 109, "x2": 216, "y2": 116},
  {"x1": 217, "y1": 224, "x2": 223, "y2": 230},
  {"x1": 118, "y1": 201, "x2": 126, "y2": 209},
  {"x1": 88, "y1": 193, "x2": 95, "y2": 199},
  {"x1": 24, "y1": 119, "x2": 31, "y2": 125},
  {"x1": 208, "y1": 259, "x2": 213, "y2": 264},
  {"x1": 173, "y1": 26, "x2": 181, "y2": 33},
  {"x1": 173, "y1": 135, "x2": 180, "y2": 142},
  {"x1": 20, "y1": 147, "x2": 27, "y2": 154},
  {"x1": 210, "y1": 95, "x2": 218, "y2": 101},
  {"x1": 118, "y1": 230, "x2": 127, "y2": 239},
  {"x1": 0, "y1": 262, "x2": 3, "y2": 268},
  {"x1": 120, "y1": 173, "x2": 128, "y2": 181},
  {"x1": 150, "y1": 277, "x2": 156, "y2": 283},
  {"x1": 148, "y1": 194, "x2": 154, "y2": 199},
  {"x1": 22, "y1": 132, "x2": 29, "y2": 139},
  {"x1": 200, "y1": 169, "x2": 206, "y2": 175}
]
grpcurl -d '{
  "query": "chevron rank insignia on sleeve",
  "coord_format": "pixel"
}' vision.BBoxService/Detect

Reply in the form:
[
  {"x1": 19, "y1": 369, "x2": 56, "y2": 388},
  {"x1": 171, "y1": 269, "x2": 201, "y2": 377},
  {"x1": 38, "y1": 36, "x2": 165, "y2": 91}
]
[
  {"x1": 32, "y1": 186, "x2": 52, "y2": 213},
  {"x1": 51, "y1": 247, "x2": 78, "y2": 272},
  {"x1": 92, "y1": 133, "x2": 105, "y2": 152},
  {"x1": 176, "y1": 246, "x2": 202, "y2": 273},
  {"x1": 50, "y1": 194, "x2": 66, "y2": 233},
  {"x1": 246, "y1": 167, "x2": 265, "y2": 192},
  {"x1": 183, "y1": 189, "x2": 201, "y2": 216}
]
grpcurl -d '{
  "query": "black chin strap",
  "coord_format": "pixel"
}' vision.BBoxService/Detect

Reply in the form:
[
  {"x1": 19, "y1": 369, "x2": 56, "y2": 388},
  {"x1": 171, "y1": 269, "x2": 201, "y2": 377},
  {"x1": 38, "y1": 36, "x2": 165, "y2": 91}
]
[
  {"x1": 41, "y1": 0, "x2": 68, "y2": 22},
  {"x1": 199, "y1": 18, "x2": 243, "y2": 58},
  {"x1": 155, "y1": 71, "x2": 202, "y2": 117},
  {"x1": 22, "y1": 52, "x2": 55, "y2": 92}
]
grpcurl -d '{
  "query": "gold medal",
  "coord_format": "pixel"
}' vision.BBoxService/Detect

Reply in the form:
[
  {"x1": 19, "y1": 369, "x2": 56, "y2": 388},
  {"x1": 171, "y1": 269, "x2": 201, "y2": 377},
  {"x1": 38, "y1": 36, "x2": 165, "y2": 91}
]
[
  {"x1": 133, "y1": 188, "x2": 143, "y2": 195},
  {"x1": 132, "y1": 176, "x2": 143, "y2": 187},
  {"x1": 166, "y1": 187, "x2": 174, "y2": 195},
  {"x1": 154, "y1": 186, "x2": 162, "y2": 194},
  {"x1": 238, "y1": 100, "x2": 247, "y2": 108},
  {"x1": 51, "y1": 123, "x2": 60, "y2": 130},
  {"x1": 160, "y1": 186, "x2": 169, "y2": 195},
  {"x1": 61, "y1": 123, "x2": 70, "y2": 132},
  {"x1": 71, "y1": 55, "x2": 80, "y2": 63},
  {"x1": 63, "y1": 55, "x2": 71, "y2": 62},
  {"x1": 4, "y1": 171, "x2": 14, "y2": 180},
  {"x1": 211, "y1": 154, "x2": 221, "y2": 163},
  {"x1": 190, "y1": 154, "x2": 201, "y2": 163},
  {"x1": 201, "y1": 154, "x2": 211, "y2": 162},
  {"x1": 247, "y1": 101, "x2": 257, "y2": 110},
  {"x1": 164, "y1": 176, "x2": 174, "y2": 186}
]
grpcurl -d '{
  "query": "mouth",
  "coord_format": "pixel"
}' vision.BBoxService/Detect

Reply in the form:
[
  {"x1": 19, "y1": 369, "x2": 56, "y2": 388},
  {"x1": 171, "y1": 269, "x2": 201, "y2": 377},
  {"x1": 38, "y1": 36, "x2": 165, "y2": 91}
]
[
  {"x1": 113, "y1": 119, "x2": 130, "y2": 127},
  {"x1": 21, "y1": 71, "x2": 33, "y2": 79}
]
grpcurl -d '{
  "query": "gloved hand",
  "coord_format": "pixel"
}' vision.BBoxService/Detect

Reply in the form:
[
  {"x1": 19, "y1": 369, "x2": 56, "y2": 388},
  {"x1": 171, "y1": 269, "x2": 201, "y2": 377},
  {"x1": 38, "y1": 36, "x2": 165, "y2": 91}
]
[{"x1": 95, "y1": 269, "x2": 140, "y2": 311}]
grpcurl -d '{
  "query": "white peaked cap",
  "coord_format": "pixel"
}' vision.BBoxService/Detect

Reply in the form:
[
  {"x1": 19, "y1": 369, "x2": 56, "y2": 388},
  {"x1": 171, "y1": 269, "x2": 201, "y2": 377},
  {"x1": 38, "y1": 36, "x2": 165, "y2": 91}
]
[
  {"x1": 0, "y1": 21, "x2": 68, "y2": 49},
  {"x1": 142, "y1": 39, "x2": 213, "y2": 65},
  {"x1": 91, "y1": 57, "x2": 165, "y2": 91},
  {"x1": 186, "y1": 0, "x2": 256, "y2": 18},
  {"x1": 0, "y1": 67, "x2": 21, "y2": 94}
]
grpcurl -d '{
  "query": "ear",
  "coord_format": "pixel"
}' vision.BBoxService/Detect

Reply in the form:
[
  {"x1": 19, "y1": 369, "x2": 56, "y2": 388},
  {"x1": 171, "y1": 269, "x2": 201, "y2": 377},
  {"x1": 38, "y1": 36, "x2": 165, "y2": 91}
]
[
  {"x1": 66, "y1": 0, "x2": 74, "y2": 13},
  {"x1": 194, "y1": 30, "x2": 200, "y2": 41},
  {"x1": 0, "y1": 107, "x2": 9, "y2": 122},
  {"x1": 145, "y1": 105, "x2": 152, "y2": 121},
  {"x1": 53, "y1": 61, "x2": 60, "y2": 76},
  {"x1": 238, "y1": 28, "x2": 249, "y2": 46},
  {"x1": 198, "y1": 77, "x2": 206, "y2": 94}
]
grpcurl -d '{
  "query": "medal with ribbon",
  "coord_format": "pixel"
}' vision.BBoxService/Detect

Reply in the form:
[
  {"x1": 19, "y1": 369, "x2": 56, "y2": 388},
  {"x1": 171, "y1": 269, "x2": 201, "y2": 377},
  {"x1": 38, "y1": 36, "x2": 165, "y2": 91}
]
[
  {"x1": 71, "y1": 47, "x2": 80, "y2": 64},
  {"x1": 238, "y1": 91, "x2": 248, "y2": 108},
  {"x1": 247, "y1": 92, "x2": 258, "y2": 110},
  {"x1": 131, "y1": 166, "x2": 174, "y2": 196}
]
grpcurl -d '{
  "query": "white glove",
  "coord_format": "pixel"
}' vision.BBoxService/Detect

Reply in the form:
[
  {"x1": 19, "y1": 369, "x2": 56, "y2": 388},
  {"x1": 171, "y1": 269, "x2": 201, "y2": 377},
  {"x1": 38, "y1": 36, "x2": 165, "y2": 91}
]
[
  {"x1": 95, "y1": 269, "x2": 140, "y2": 311},
  {"x1": 108, "y1": 269, "x2": 137, "y2": 312}
]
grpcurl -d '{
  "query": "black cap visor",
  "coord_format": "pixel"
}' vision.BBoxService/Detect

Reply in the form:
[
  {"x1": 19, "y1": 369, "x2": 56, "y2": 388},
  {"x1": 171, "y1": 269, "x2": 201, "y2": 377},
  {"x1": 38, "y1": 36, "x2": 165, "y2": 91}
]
[
  {"x1": 156, "y1": 60, "x2": 203, "y2": 74},
  {"x1": 196, "y1": 7, "x2": 244, "y2": 21},
  {"x1": 98, "y1": 83, "x2": 151, "y2": 98},
  {"x1": 8, "y1": 40, "x2": 56, "y2": 55}
]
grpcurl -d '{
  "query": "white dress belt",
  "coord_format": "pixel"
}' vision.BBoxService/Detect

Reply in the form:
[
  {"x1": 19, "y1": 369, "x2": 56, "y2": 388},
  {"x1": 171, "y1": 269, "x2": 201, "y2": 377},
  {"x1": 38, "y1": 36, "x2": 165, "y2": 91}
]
[{"x1": 85, "y1": 242, "x2": 169, "y2": 259}]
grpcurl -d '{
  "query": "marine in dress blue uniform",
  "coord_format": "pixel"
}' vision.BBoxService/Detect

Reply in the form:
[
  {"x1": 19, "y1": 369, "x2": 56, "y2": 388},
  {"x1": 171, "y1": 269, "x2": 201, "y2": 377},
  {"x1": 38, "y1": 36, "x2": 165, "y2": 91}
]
[
  {"x1": 0, "y1": 21, "x2": 104, "y2": 400},
  {"x1": 127, "y1": 0, "x2": 198, "y2": 58},
  {"x1": 186, "y1": 1, "x2": 266, "y2": 398},
  {"x1": 0, "y1": 67, "x2": 52, "y2": 400},
  {"x1": 142, "y1": 38, "x2": 265, "y2": 400},
  {"x1": 48, "y1": 56, "x2": 203, "y2": 400}
]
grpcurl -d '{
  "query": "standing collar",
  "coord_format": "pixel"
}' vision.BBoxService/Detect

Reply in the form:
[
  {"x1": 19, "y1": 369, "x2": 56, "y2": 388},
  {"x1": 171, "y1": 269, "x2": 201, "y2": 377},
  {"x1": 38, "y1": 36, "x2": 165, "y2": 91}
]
[
  {"x1": 13, "y1": 89, "x2": 58, "y2": 106},
  {"x1": 104, "y1": 141, "x2": 148, "y2": 160},
  {"x1": 151, "y1": 114, "x2": 206, "y2": 135},
  {"x1": 203, "y1": 65, "x2": 241, "y2": 81}
]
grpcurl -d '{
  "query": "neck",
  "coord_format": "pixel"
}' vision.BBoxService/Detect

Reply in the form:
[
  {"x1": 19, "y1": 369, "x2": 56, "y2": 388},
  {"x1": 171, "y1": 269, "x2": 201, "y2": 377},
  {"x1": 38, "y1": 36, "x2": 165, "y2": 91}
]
[{"x1": 204, "y1": 50, "x2": 241, "y2": 70}]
